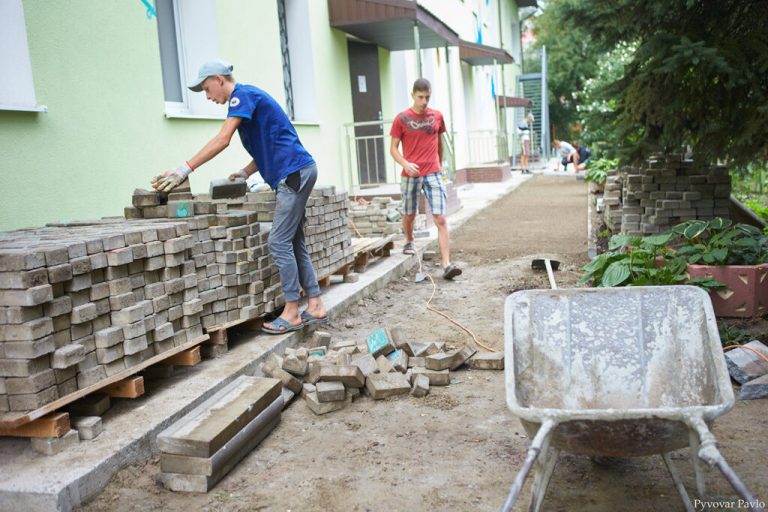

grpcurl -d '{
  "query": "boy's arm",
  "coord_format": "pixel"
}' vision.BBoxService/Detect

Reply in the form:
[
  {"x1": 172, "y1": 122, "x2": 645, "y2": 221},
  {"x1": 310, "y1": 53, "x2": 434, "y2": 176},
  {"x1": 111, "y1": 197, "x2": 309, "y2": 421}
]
[
  {"x1": 438, "y1": 134, "x2": 444, "y2": 167},
  {"x1": 390, "y1": 137, "x2": 420, "y2": 177}
]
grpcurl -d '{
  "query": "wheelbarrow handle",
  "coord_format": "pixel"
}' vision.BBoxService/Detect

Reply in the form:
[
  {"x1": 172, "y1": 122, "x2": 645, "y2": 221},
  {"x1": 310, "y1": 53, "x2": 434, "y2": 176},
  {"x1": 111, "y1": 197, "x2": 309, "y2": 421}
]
[
  {"x1": 500, "y1": 420, "x2": 556, "y2": 512},
  {"x1": 687, "y1": 415, "x2": 766, "y2": 512}
]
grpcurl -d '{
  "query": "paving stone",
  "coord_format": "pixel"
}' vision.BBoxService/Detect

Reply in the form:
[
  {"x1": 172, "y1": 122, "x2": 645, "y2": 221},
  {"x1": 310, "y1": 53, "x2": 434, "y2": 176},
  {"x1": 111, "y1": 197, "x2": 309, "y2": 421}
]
[
  {"x1": 0, "y1": 317, "x2": 53, "y2": 341},
  {"x1": 386, "y1": 349, "x2": 408, "y2": 373},
  {"x1": 31, "y1": 429, "x2": 79, "y2": 455},
  {"x1": 724, "y1": 341, "x2": 768, "y2": 384},
  {"x1": 94, "y1": 326, "x2": 124, "y2": 348},
  {"x1": 282, "y1": 354, "x2": 307, "y2": 377},
  {"x1": 467, "y1": 351, "x2": 504, "y2": 370},
  {"x1": 316, "y1": 381, "x2": 346, "y2": 403},
  {"x1": 425, "y1": 352, "x2": 454, "y2": 371},
  {"x1": 51, "y1": 344, "x2": 85, "y2": 369},
  {"x1": 72, "y1": 416, "x2": 104, "y2": 440},
  {"x1": 366, "y1": 327, "x2": 395, "y2": 358},
  {"x1": 408, "y1": 356, "x2": 425, "y2": 368},
  {"x1": 301, "y1": 383, "x2": 316, "y2": 398},
  {"x1": 352, "y1": 353, "x2": 378, "y2": 377},
  {"x1": 261, "y1": 353, "x2": 303, "y2": 394},
  {"x1": 9, "y1": 385, "x2": 58, "y2": 410},
  {"x1": 6, "y1": 369, "x2": 56, "y2": 394},
  {"x1": 157, "y1": 375, "x2": 281, "y2": 458},
  {"x1": 449, "y1": 344, "x2": 477, "y2": 371},
  {"x1": 411, "y1": 367, "x2": 450, "y2": 386},
  {"x1": 365, "y1": 372, "x2": 411, "y2": 399},
  {"x1": 376, "y1": 354, "x2": 396, "y2": 373},
  {"x1": 410, "y1": 373, "x2": 430, "y2": 398},
  {"x1": 738, "y1": 374, "x2": 768, "y2": 400},
  {"x1": 307, "y1": 364, "x2": 365, "y2": 388},
  {"x1": 304, "y1": 390, "x2": 350, "y2": 415},
  {"x1": 0, "y1": 355, "x2": 50, "y2": 377},
  {"x1": 3, "y1": 336, "x2": 56, "y2": 359}
]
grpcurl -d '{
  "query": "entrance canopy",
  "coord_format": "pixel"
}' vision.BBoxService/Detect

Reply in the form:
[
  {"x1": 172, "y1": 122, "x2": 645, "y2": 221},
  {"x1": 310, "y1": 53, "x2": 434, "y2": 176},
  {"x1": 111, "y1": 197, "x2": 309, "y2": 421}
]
[
  {"x1": 458, "y1": 40, "x2": 514, "y2": 66},
  {"x1": 497, "y1": 95, "x2": 533, "y2": 108},
  {"x1": 328, "y1": 0, "x2": 459, "y2": 50}
]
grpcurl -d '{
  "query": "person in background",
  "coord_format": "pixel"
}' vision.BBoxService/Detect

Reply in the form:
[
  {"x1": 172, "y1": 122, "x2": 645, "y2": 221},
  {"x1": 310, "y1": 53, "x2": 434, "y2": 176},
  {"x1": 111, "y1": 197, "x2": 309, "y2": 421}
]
[
  {"x1": 553, "y1": 139, "x2": 576, "y2": 172},
  {"x1": 518, "y1": 113, "x2": 534, "y2": 174},
  {"x1": 390, "y1": 78, "x2": 462, "y2": 280},
  {"x1": 151, "y1": 59, "x2": 327, "y2": 334},
  {"x1": 570, "y1": 140, "x2": 592, "y2": 172}
]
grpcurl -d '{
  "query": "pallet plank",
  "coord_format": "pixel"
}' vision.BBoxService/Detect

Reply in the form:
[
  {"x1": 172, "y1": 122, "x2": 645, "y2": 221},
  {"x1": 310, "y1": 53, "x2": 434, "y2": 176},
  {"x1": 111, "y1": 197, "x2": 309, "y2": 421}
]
[{"x1": 0, "y1": 412, "x2": 70, "y2": 438}]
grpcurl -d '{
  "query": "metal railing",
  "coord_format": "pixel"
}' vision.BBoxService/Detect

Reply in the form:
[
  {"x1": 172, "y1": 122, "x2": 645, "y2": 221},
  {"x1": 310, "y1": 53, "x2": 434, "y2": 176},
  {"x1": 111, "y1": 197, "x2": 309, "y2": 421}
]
[
  {"x1": 344, "y1": 120, "x2": 456, "y2": 189},
  {"x1": 466, "y1": 130, "x2": 509, "y2": 165}
]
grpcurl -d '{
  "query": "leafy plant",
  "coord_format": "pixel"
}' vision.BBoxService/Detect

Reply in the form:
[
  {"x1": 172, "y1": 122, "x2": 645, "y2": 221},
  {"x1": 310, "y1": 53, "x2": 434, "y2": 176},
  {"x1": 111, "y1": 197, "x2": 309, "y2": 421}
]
[
  {"x1": 578, "y1": 232, "x2": 683, "y2": 287},
  {"x1": 744, "y1": 200, "x2": 768, "y2": 222},
  {"x1": 584, "y1": 158, "x2": 619, "y2": 184},
  {"x1": 671, "y1": 218, "x2": 768, "y2": 265}
]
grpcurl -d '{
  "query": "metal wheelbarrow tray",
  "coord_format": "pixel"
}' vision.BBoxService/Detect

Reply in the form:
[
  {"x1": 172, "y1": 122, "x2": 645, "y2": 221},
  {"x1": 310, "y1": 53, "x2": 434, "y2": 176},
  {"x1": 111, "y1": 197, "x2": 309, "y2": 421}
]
[{"x1": 502, "y1": 286, "x2": 765, "y2": 512}]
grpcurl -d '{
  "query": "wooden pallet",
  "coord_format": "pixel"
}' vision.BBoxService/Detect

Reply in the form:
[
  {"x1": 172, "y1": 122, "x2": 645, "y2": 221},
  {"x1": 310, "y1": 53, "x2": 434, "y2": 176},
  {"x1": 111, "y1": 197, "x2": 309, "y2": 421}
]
[
  {"x1": 351, "y1": 235, "x2": 396, "y2": 273},
  {"x1": 0, "y1": 333, "x2": 210, "y2": 431}
]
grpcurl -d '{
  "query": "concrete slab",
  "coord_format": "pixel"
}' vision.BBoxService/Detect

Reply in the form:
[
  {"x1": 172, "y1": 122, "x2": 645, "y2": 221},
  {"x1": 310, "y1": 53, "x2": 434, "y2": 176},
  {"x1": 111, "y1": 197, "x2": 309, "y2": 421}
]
[{"x1": 0, "y1": 175, "x2": 528, "y2": 511}]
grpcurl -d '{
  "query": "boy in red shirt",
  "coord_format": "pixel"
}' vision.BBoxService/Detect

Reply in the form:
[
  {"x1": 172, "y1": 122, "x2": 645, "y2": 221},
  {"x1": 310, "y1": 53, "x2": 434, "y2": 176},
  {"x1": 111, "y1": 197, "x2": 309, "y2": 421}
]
[{"x1": 389, "y1": 78, "x2": 462, "y2": 280}]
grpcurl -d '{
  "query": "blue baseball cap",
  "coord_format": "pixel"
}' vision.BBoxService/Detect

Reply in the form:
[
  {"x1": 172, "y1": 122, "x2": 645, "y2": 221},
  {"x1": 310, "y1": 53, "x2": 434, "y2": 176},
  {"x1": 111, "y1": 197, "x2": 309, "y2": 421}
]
[{"x1": 188, "y1": 59, "x2": 234, "y2": 92}]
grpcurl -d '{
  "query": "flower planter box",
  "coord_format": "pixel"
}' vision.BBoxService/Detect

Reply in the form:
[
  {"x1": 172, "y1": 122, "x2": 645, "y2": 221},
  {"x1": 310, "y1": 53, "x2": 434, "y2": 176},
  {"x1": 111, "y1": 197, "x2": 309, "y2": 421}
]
[{"x1": 686, "y1": 263, "x2": 768, "y2": 318}]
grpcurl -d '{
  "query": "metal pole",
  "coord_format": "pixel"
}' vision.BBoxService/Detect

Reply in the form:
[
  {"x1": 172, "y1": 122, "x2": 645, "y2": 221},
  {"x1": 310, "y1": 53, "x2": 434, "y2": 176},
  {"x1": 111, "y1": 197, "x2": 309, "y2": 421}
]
[
  {"x1": 497, "y1": 0, "x2": 509, "y2": 161},
  {"x1": 541, "y1": 45, "x2": 550, "y2": 158},
  {"x1": 413, "y1": 22, "x2": 422, "y2": 77},
  {"x1": 445, "y1": 44, "x2": 456, "y2": 177}
]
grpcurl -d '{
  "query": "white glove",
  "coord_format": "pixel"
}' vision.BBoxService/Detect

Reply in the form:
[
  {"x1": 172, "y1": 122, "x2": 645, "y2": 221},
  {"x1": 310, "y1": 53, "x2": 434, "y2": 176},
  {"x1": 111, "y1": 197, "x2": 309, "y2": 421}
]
[
  {"x1": 151, "y1": 163, "x2": 192, "y2": 193},
  {"x1": 228, "y1": 169, "x2": 248, "y2": 181}
]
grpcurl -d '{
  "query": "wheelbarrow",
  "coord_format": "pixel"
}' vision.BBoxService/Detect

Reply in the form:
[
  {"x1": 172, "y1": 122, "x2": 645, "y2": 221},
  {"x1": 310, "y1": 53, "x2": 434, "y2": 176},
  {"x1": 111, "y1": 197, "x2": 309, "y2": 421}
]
[{"x1": 501, "y1": 285, "x2": 765, "y2": 512}]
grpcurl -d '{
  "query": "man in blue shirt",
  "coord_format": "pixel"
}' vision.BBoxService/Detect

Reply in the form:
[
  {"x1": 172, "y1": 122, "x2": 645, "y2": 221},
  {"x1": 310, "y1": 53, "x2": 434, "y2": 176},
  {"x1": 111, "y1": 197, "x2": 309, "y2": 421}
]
[{"x1": 152, "y1": 59, "x2": 327, "y2": 334}]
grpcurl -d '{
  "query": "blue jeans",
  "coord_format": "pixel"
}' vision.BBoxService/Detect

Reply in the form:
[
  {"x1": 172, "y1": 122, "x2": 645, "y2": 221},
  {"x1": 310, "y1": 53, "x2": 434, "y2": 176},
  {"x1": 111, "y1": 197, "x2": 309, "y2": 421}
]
[{"x1": 268, "y1": 163, "x2": 321, "y2": 302}]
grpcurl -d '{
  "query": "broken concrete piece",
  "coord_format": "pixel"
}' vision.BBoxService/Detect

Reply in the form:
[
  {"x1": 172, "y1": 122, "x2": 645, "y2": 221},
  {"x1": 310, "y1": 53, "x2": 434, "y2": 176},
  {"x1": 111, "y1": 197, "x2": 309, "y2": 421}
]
[
  {"x1": 467, "y1": 351, "x2": 504, "y2": 370},
  {"x1": 31, "y1": 429, "x2": 79, "y2": 455},
  {"x1": 282, "y1": 354, "x2": 307, "y2": 377},
  {"x1": 316, "y1": 381, "x2": 346, "y2": 402},
  {"x1": 261, "y1": 353, "x2": 303, "y2": 394},
  {"x1": 157, "y1": 376, "x2": 281, "y2": 458},
  {"x1": 366, "y1": 327, "x2": 395, "y2": 358},
  {"x1": 410, "y1": 374, "x2": 430, "y2": 398},
  {"x1": 72, "y1": 416, "x2": 103, "y2": 440},
  {"x1": 724, "y1": 341, "x2": 768, "y2": 384},
  {"x1": 738, "y1": 373, "x2": 768, "y2": 400},
  {"x1": 158, "y1": 397, "x2": 281, "y2": 491},
  {"x1": 365, "y1": 373, "x2": 411, "y2": 399}
]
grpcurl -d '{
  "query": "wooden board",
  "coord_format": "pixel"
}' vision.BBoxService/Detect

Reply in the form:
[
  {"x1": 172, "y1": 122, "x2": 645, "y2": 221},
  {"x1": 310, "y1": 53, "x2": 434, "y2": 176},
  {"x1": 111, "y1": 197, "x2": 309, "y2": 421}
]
[
  {"x1": 159, "y1": 346, "x2": 201, "y2": 366},
  {"x1": 102, "y1": 376, "x2": 145, "y2": 398},
  {"x1": 0, "y1": 333, "x2": 210, "y2": 429},
  {"x1": 0, "y1": 412, "x2": 70, "y2": 438}
]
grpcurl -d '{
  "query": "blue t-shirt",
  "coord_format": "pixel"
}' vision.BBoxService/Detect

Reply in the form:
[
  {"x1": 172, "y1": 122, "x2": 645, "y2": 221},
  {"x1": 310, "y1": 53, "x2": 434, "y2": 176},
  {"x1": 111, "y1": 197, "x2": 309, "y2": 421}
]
[{"x1": 227, "y1": 84, "x2": 314, "y2": 189}]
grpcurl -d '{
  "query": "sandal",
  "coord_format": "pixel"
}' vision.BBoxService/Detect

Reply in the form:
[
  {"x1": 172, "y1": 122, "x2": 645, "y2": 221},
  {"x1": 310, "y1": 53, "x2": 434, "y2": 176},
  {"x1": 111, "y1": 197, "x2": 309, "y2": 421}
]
[
  {"x1": 403, "y1": 242, "x2": 416, "y2": 255},
  {"x1": 442, "y1": 263, "x2": 462, "y2": 280},
  {"x1": 301, "y1": 310, "x2": 329, "y2": 325},
  {"x1": 261, "y1": 316, "x2": 303, "y2": 335}
]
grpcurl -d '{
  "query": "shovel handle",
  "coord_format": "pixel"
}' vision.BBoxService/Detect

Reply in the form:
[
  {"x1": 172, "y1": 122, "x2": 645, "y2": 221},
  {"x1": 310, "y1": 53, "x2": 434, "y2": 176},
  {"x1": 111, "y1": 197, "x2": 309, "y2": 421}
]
[{"x1": 544, "y1": 259, "x2": 557, "y2": 290}]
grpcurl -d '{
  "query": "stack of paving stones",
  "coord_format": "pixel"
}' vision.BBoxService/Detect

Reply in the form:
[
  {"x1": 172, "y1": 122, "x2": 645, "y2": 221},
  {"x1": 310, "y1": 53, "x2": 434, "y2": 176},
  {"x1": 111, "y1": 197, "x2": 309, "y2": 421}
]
[
  {"x1": 0, "y1": 220, "x2": 207, "y2": 414},
  {"x1": 349, "y1": 197, "x2": 403, "y2": 237},
  {"x1": 261, "y1": 326, "x2": 504, "y2": 415},
  {"x1": 602, "y1": 155, "x2": 732, "y2": 235},
  {"x1": 157, "y1": 375, "x2": 282, "y2": 492}
]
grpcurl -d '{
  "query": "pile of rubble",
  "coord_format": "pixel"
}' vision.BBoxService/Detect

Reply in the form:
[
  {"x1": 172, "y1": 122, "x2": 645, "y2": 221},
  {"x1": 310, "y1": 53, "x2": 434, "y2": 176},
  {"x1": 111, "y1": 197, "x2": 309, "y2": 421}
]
[
  {"x1": 349, "y1": 197, "x2": 403, "y2": 237},
  {"x1": 261, "y1": 327, "x2": 504, "y2": 415},
  {"x1": 724, "y1": 340, "x2": 768, "y2": 400}
]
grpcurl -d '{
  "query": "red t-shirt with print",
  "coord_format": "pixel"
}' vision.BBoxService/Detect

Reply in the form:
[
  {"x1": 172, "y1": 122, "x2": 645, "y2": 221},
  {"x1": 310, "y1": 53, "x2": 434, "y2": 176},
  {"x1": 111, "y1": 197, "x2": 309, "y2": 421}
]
[{"x1": 390, "y1": 107, "x2": 446, "y2": 177}]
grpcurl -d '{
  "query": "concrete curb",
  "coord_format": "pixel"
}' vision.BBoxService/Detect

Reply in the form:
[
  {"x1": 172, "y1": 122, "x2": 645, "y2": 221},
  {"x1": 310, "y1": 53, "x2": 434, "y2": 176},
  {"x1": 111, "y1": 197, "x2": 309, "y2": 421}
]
[{"x1": 0, "y1": 174, "x2": 529, "y2": 512}]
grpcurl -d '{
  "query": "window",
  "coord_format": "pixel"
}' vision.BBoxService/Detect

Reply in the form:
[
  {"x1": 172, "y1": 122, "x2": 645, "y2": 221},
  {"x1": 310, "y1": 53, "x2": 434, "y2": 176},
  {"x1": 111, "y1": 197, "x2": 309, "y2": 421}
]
[
  {"x1": 278, "y1": 0, "x2": 318, "y2": 122},
  {"x1": 0, "y1": 0, "x2": 45, "y2": 112},
  {"x1": 156, "y1": 0, "x2": 226, "y2": 118}
]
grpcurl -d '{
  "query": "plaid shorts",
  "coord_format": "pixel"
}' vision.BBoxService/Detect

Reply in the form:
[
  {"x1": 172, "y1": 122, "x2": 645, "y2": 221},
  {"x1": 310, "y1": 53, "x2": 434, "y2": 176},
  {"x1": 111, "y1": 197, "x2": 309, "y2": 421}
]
[{"x1": 400, "y1": 172, "x2": 447, "y2": 215}]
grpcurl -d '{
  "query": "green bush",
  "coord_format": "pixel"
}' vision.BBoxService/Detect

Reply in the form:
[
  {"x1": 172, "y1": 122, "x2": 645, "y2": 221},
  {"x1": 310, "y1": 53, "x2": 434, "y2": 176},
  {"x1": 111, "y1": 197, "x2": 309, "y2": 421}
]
[
  {"x1": 672, "y1": 218, "x2": 768, "y2": 265},
  {"x1": 584, "y1": 157, "x2": 619, "y2": 185},
  {"x1": 744, "y1": 200, "x2": 768, "y2": 222}
]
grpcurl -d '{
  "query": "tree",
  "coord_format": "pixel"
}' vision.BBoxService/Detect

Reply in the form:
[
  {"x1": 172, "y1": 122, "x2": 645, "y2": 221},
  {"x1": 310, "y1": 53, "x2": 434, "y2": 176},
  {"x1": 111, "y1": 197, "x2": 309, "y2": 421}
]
[{"x1": 560, "y1": 0, "x2": 768, "y2": 165}]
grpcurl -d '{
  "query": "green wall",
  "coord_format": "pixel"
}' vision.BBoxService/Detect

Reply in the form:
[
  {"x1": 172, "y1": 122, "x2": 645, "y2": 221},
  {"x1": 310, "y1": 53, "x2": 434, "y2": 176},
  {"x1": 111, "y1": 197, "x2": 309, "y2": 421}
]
[{"x1": 0, "y1": 0, "x2": 354, "y2": 231}]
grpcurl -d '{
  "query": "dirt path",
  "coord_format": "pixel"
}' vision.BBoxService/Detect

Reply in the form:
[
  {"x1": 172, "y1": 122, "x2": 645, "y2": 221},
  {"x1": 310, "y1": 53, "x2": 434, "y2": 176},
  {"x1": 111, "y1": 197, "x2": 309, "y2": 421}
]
[{"x1": 80, "y1": 176, "x2": 767, "y2": 512}]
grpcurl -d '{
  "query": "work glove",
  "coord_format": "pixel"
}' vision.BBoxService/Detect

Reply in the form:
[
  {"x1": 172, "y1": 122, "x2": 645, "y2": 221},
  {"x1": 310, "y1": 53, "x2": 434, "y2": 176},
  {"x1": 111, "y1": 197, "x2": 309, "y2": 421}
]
[
  {"x1": 151, "y1": 163, "x2": 192, "y2": 193},
  {"x1": 228, "y1": 169, "x2": 249, "y2": 181}
]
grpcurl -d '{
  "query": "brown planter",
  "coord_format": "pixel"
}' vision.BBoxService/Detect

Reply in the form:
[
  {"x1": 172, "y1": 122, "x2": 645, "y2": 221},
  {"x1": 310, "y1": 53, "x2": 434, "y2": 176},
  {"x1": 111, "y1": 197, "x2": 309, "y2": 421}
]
[{"x1": 686, "y1": 263, "x2": 768, "y2": 318}]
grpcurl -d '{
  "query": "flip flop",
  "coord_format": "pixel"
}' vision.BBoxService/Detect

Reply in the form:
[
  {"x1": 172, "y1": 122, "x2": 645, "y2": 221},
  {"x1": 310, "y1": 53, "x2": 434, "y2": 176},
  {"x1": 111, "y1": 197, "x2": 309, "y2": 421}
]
[
  {"x1": 442, "y1": 263, "x2": 462, "y2": 280},
  {"x1": 261, "y1": 316, "x2": 303, "y2": 335},
  {"x1": 301, "y1": 310, "x2": 329, "y2": 325},
  {"x1": 403, "y1": 242, "x2": 416, "y2": 255}
]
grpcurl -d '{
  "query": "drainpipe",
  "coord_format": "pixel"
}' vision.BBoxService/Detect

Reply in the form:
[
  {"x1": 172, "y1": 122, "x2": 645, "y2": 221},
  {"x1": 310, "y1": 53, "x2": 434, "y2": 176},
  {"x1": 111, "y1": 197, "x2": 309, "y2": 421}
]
[
  {"x1": 497, "y1": 0, "x2": 508, "y2": 161},
  {"x1": 445, "y1": 44, "x2": 456, "y2": 178},
  {"x1": 414, "y1": 22, "x2": 422, "y2": 77}
]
